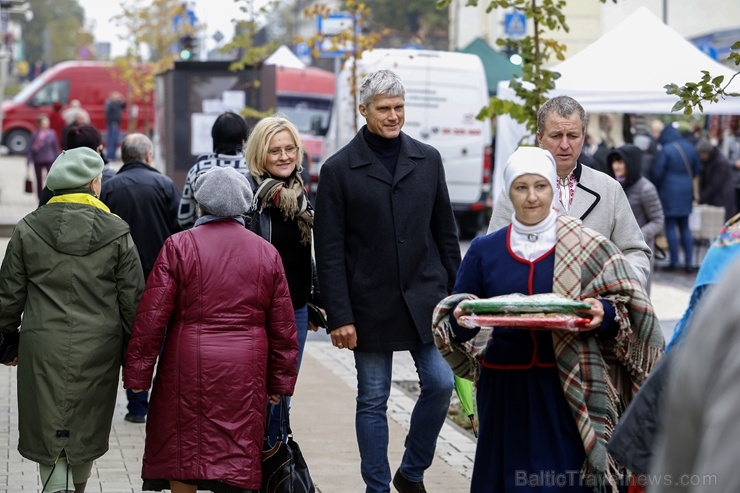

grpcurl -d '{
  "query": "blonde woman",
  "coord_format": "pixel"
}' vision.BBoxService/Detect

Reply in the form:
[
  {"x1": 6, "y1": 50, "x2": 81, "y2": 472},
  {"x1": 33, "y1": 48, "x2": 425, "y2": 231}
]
[{"x1": 245, "y1": 115, "x2": 320, "y2": 443}]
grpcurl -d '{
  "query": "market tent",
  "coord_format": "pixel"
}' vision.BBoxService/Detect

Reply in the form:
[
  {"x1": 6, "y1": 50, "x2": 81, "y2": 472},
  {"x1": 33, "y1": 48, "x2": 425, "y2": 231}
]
[
  {"x1": 493, "y1": 6, "x2": 740, "y2": 201},
  {"x1": 459, "y1": 37, "x2": 522, "y2": 96},
  {"x1": 264, "y1": 45, "x2": 306, "y2": 69}
]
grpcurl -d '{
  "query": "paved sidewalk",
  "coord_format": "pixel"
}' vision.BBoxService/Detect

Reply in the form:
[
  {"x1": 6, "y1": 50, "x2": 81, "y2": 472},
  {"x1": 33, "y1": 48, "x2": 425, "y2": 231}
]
[{"x1": 0, "y1": 338, "x2": 474, "y2": 492}]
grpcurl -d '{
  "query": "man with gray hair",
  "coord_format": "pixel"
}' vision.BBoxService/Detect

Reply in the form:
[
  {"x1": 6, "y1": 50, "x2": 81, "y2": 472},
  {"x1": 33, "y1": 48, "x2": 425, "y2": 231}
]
[
  {"x1": 488, "y1": 95, "x2": 651, "y2": 286},
  {"x1": 314, "y1": 69, "x2": 461, "y2": 493},
  {"x1": 101, "y1": 133, "x2": 181, "y2": 424}
]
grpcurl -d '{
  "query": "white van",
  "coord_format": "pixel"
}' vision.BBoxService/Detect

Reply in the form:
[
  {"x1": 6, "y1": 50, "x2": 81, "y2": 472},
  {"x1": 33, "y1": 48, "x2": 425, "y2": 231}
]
[{"x1": 321, "y1": 49, "x2": 492, "y2": 237}]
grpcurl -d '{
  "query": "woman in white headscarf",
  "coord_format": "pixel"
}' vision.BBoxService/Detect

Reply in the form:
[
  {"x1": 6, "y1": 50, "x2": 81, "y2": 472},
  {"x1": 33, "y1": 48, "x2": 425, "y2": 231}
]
[{"x1": 432, "y1": 147, "x2": 664, "y2": 493}]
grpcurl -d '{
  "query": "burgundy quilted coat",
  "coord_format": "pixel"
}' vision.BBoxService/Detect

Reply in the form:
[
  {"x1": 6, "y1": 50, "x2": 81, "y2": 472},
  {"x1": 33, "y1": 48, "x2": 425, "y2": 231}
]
[{"x1": 124, "y1": 219, "x2": 298, "y2": 490}]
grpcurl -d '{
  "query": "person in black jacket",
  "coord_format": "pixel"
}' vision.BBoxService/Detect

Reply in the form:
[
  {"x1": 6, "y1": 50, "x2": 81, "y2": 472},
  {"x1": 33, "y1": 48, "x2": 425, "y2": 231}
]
[
  {"x1": 100, "y1": 133, "x2": 181, "y2": 424},
  {"x1": 696, "y1": 138, "x2": 737, "y2": 221},
  {"x1": 104, "y1": 91, "x2": 126, "y2": 161},
  {"x1": 314, "y1": 69, "x2": 460, "y2": 493}
]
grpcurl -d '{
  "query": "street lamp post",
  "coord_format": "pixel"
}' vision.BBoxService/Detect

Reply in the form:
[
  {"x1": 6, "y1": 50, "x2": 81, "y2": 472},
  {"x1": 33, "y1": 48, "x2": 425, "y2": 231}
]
[{"x1": 0, "y1": 1, "x2": 33, "y2": 151}]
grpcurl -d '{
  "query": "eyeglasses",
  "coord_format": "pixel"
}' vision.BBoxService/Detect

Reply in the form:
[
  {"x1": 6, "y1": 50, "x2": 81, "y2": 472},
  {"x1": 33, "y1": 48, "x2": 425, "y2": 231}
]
[{"x1": 267, "y1": 146, "x2": 299, "y2": 157}]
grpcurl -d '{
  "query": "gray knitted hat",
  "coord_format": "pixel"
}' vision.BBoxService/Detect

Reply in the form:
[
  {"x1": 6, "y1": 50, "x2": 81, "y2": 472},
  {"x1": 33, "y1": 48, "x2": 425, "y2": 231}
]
[
  {"x1": 193, "y1": 166, "x2": 254, "y2": 217},
  {"x1": 695, "y1": 138, "x2": 713, "y2": 154},
  {"x1": 46, "y1": 147, "x2": 104, "y2": 191}
]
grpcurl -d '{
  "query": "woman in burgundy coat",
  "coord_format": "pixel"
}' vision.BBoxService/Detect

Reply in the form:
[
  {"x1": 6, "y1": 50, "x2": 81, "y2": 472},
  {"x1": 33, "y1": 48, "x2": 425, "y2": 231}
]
[{"x1": 124, "y1": 166, "x2": 298, "y2": 493}]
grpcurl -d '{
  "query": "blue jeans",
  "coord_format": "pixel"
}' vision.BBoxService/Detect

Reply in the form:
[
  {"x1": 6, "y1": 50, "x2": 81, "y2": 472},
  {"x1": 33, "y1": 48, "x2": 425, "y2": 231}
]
[
  {"x1": 127, "y1": 389, "x2": 148, "y2": 417},
  {"x1": 665, "y1": 216, "x2": 693, "y2": 267},
  {"x1": 267, "y1": 305, "x2": 308, "y2": 444},
  {"x1": 354, "y1": 342, "x2": 454, "y2": 493},
  {"x1": 106, "y1": 122, "x2": 120, "y2": 161}
]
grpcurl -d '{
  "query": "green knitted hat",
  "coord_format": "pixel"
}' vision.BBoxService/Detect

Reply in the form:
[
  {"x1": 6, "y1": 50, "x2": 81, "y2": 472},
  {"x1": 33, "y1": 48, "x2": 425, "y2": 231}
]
[{"x1": 46, "y1": 147, "x2": 105, "y2": 191}]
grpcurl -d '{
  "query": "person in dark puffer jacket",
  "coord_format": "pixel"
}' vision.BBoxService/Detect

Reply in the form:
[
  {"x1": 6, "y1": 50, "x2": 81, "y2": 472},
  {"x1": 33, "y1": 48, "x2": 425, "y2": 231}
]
[{"x1": 607, "y1": 144, "x2": 664, "y2": 293}]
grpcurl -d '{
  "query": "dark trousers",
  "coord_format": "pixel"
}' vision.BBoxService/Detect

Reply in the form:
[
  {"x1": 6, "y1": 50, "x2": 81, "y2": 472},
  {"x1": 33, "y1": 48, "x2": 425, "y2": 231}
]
[
  {"x1": 665, "y1": 216, "x2": 693, "y2": 268},
  {"x1": 127, "y1": 389, "x2": 149, "y2": 417},
  {"x1": 33, "y1": 161, "x2": 53, "y2": 201}
]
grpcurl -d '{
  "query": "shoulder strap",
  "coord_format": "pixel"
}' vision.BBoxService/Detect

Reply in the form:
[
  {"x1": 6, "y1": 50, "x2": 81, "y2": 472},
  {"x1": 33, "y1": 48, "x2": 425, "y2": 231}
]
[{"x1": 672, "y1": 142, "x2": 694, "y2": 177}]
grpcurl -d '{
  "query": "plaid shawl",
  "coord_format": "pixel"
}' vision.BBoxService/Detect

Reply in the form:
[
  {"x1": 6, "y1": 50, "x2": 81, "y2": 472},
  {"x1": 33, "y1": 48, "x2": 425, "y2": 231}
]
[{"x1": 433, "y1": 215, "x2": 664, "y2": 492}]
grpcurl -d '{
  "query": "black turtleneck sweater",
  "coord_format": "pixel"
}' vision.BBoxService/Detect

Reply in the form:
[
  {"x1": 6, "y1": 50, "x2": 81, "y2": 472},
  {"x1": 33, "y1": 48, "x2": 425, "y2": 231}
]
[{"x1": 363, "y1": 126, "x2": 401, "y2": 177}]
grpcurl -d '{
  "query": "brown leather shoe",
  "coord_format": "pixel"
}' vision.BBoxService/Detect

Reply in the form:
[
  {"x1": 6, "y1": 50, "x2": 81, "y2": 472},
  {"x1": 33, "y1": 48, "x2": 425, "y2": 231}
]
[{"x1": 393, "y1": 468, "x2": 427, "y2": 493}]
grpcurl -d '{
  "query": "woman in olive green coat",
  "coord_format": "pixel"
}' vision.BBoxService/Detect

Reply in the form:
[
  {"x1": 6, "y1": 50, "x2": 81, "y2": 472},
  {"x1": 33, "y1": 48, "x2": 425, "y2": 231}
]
[{"x1": 0, "y1": 147, "x2": 144, "y2": 493}]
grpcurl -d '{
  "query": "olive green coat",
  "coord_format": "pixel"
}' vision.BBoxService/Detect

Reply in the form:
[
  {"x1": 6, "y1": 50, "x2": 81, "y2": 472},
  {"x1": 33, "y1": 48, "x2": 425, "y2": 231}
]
[{"x1": 0, "y1": 200, "x2": 144, "y2": 466}]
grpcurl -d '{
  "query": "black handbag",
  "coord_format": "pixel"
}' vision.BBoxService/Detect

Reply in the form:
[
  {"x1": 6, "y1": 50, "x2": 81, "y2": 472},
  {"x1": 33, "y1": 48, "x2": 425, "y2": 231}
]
[
  {"x1": 0, "y1": 329, "x2": 19, "y2": 364},
  {"x1": 306, "y1": 302, "x2": 327, "y2": 331},
  {"x1": 261, "y1": 397, "x2": 315, "y2": 493},
  {"x1": 24, "y1": 166, "x2": 34, "y2": 194}
]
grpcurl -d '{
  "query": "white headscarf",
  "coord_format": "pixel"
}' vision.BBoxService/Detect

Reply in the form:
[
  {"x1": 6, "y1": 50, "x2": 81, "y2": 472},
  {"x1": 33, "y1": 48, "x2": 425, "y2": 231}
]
[
  {"x1": 502, "y1": 146, "x2": 559, "y2": 261},
  {"x1": 503, "y1": 146, "x2": 558, "y2": 210}
]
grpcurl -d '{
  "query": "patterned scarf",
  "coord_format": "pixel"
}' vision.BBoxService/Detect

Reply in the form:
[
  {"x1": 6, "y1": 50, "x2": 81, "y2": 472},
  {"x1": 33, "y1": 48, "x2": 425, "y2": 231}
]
[
  {"x1": 432, "y1": 215, "x2": 664, "y2": 492},
  {"x1": 253, "y1": 172, "x2": 313, "y2": 245}
]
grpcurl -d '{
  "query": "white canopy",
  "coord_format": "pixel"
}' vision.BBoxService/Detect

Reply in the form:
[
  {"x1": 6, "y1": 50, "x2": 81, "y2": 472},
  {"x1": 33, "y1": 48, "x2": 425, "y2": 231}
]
[
  {"x1": 493, "y1": 6, "x2": 740, "y2": 201},
  {"x1": 264, "y1": 45, "x2": 306, "y2": 69}
]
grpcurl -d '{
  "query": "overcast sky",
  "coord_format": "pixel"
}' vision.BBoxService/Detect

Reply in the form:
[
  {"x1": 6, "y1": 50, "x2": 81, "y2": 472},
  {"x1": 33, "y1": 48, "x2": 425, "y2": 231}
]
[{"x1": 76, "y1": 0, "x2": 258, "y2": 57}]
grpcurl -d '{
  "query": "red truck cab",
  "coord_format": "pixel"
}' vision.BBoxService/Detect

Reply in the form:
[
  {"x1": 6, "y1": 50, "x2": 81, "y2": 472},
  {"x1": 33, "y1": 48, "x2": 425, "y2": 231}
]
[
  {"x1": 1, "y1": 61, "x2": 154, "y2": 155},
  {"x1": 274, "y1": 65, "x2": 335, "y2": 196}
]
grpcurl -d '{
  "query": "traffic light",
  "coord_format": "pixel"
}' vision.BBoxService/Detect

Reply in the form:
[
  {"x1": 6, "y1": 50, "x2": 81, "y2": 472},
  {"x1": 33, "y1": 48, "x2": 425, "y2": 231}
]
[
  {"x1": 502, "y1": 43, "x2": 522, "y2": 66},
  {"x1": 179, "y1": 34, "x2": 196, "y2": 61}
]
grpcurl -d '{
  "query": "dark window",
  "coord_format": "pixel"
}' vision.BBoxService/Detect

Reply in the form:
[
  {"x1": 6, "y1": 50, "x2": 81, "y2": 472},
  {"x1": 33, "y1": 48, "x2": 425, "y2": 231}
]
[{"x1": 29, "y1": 80, "x2": 70, "y2": 107}]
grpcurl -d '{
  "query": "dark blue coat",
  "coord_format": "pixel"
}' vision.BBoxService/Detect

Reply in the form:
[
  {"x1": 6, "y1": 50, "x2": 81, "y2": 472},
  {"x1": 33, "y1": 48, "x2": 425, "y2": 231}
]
[{"x1": 650, "y1": 127, "x2": 701, "y2": 218}]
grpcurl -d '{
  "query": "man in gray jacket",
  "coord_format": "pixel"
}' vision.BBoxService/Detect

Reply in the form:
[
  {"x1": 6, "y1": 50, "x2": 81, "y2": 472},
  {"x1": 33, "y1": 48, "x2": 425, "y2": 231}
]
[{"x1": 488, "y1": 95, "x2": 651, "y2": 286}]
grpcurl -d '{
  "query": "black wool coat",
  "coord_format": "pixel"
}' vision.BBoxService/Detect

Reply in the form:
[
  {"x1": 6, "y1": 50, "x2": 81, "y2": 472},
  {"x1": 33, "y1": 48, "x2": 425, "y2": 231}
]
[
  {"x1": 314, "y1": 128, "x2": 461, "y2": 352},
  {"x1": 699, "y1": 148, "x2": 737, "y2": 221},
  {"x1": 101, "y1": 161, "x2": 181, "y2": 280}
]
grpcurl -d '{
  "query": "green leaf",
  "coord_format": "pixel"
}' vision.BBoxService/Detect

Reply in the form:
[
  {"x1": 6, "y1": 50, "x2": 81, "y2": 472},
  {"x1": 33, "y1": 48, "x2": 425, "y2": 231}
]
[
  {"x1": 671, "y1": 100, "x2": 686, "y2": 113},
  {"x1": 712, "y1": 75, "x2": 725, "y2": 85}
]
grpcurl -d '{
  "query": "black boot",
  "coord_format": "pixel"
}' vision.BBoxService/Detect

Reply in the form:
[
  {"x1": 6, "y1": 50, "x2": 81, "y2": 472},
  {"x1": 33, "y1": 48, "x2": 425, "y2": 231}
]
[{"x1": 393, "y1": 468, "x2": 427, "y2": 493}]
